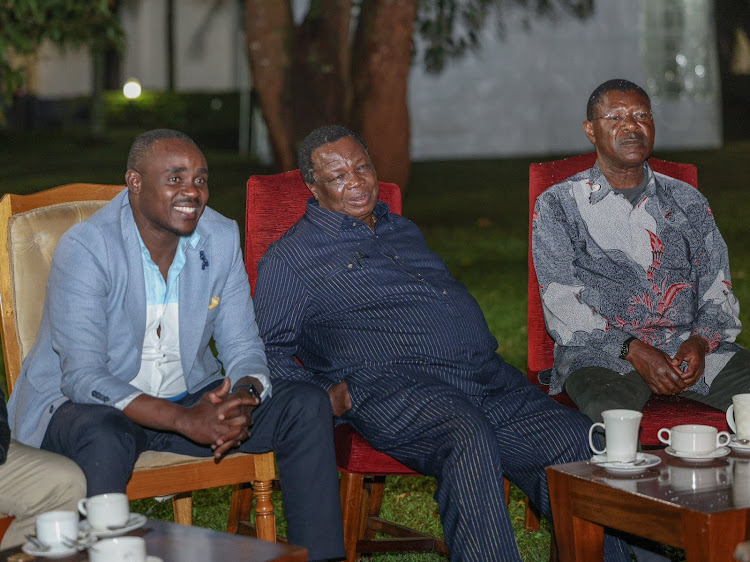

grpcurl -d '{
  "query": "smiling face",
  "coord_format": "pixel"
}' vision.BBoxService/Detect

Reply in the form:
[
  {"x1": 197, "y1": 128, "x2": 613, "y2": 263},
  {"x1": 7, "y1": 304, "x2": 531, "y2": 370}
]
[
  {"x1": 126, "y1": 138, "x2": 208, "y2": 248},
  {"x1": 584, "y1": 89, "x2": 655, "y2": 173},
  {"x1": 306, "y1": 136, "x2": 379, "y2": 227}
]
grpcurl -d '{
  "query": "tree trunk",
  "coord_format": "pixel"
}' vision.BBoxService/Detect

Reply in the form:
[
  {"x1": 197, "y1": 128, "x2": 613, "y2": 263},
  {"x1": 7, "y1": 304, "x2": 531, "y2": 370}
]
[
  {"x1": 350, "y1": 0, "x2": 417, "y2": 193},
  {"x1": 244, "y1": 0, "x2": 416, "y2": 191},
  {"x1": 291, "y1": 0, "x2": 353, "y2": 141},
  {"x1": 243, "y1": 0, "x2": 296, "y2": 171}
]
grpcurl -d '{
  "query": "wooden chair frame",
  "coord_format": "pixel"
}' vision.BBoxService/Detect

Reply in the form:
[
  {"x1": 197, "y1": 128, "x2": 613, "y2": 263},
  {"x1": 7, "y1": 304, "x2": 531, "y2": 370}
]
[{"x1": 0, "y1": 184, "x2": 276, "y2": 540}]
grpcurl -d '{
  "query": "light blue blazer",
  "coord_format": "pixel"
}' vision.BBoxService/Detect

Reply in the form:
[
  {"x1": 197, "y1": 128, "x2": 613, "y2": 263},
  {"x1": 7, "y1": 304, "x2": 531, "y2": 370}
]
[{"x1": 8, "y1": 190, "x2": 270, "y2": 447}]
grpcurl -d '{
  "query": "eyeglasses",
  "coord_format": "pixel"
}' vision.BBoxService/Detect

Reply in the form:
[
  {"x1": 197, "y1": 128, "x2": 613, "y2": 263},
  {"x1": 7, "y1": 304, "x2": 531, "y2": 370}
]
[{"x1": 592, "y1": 110, "x2": 653, "y2": 124}]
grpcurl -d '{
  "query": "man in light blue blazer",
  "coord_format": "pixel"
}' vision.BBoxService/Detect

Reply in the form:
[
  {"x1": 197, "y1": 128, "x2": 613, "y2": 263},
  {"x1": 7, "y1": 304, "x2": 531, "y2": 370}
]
[{"x1": 7, "y1": 129, "x2": 344, "y2": 560}]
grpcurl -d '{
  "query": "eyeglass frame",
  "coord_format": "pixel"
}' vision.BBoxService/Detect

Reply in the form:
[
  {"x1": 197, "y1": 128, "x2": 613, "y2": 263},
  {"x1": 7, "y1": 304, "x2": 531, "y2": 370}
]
[{"x1": 590, "y1": 110, "x2": 654, "y2": 125}]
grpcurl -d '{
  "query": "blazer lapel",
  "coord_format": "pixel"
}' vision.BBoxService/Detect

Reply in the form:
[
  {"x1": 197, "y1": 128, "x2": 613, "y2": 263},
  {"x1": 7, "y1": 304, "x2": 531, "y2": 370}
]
[
  {"x1": 179, "y1": 232, "x2": 210, "y2": 379},
  {"x1": 121, "y1": 197, "x2": 146, "y2": 352}
]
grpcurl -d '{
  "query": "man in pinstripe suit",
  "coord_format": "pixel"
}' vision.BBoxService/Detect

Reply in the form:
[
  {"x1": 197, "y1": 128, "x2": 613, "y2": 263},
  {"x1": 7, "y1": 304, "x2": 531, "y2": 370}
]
[{"x1": 254, "y1": 125, "x2": 632, "y2": 561}]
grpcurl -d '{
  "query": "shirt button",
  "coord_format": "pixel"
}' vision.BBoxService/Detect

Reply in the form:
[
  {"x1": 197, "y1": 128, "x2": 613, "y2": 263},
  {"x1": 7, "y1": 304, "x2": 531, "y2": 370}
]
[
  {"x1": 443, "y1": 290, "x2": 448, "y2": 295},
  {"x1": 352, "y1": 222, "x2": 357, "y2": 226}
]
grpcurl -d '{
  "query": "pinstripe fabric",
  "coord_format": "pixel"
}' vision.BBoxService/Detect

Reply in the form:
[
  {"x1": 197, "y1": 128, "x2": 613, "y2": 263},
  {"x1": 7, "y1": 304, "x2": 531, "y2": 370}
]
[{"x1": 254, "y1": 200, "x2": 631, "y2": 561}]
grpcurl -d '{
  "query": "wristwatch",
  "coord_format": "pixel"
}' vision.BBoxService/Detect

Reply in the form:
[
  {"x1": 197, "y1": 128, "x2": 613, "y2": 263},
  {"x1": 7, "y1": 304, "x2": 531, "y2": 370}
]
[
  {"x1": 619, "y1": 336, "x2": 637, "y2": 360},
  {"x1": 233, "y1": 383, "x2": 262, "y2": 401}
]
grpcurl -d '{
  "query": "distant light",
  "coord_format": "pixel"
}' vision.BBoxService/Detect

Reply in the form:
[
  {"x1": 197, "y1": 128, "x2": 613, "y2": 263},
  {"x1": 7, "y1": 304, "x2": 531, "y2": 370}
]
[
  {"x1": 695, "y1": 65, "x2": 706, "y2": 77},
  {"x1": 675, "y1": 53, "x2": 687, "y2": 67},
  {"x1": 123, "y1": 79, "x2": 142, "y2": 99}
]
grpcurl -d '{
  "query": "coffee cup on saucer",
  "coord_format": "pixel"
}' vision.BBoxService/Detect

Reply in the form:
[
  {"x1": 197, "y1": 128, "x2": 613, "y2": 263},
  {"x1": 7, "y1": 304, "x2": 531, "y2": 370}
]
[
  {"x1": 657, "y1": 424, "x2": 730, "y2": 455},
  {"x1": 35, "y1": 510, "x2": 79, "y2": 549},
  {"x1": 588, "y1": 409, "x2": 642, "y2": 462},
  {"x1": 78, "y1": 492, "x2": 130, "y2": 531},
  {"x1": 727, "y1": 393, "x2": 750, "y2": 440},
  {"x1": 89, "y1": 536, "x2": 147, "y2": 562}
]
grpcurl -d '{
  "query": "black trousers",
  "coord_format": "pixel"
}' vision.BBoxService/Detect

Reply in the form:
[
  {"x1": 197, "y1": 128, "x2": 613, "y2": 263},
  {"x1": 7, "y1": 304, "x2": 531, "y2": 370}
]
[{"x1": 42, "y1": 379, "x2": 345, "y2": 560}]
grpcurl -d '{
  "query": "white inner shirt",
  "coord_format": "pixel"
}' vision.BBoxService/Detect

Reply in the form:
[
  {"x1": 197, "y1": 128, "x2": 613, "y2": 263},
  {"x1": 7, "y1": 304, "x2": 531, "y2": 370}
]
[{"x1": 115, "y1": 230, "x2": 200, "y2": 409}]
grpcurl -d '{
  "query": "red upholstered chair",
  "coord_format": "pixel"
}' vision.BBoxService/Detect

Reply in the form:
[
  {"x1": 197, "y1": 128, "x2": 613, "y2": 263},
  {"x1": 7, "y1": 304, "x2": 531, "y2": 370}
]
[
  {"x1": 245, "y1": 170, "x2": 452, "y2": 560},
  {"x1": 528, "y1": 152, "x2": 730, "y2": 446}
]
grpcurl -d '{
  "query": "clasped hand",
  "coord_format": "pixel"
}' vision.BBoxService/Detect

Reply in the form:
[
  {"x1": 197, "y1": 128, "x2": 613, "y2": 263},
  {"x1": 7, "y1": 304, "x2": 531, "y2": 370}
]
[
  {"x1": 628, "y1": 336, "x2": 708, "y2": 395},
  {"x1": 184, "y1": 378, "x2": 260, "y2": 459}
]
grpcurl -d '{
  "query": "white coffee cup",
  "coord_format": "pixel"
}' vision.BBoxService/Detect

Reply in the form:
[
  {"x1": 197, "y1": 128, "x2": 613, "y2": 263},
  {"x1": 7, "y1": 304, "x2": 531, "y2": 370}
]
[
  {"x1": 88, "y1": 536, "x2": 146, "y2": 562},
  {"x1": 658, "y1": 424, "x2": 730, "y2": 454},
  {"x1": 588, "y1": 409, "x2": 643, "y2": 462},
  {"x1": 726, "y1": 393, "x2": 750, "y2": 440},
  {"x1": 78, "y1": 492, "x2": 130, "y2": 531},
  {"x1": 35, "y1": 510, "x2": 79, "y2": 549}
]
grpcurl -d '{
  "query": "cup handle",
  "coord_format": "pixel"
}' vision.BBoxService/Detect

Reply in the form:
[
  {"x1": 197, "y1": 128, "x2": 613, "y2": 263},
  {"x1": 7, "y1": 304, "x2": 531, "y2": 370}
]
[
  {"x1": 717, "y1": 430, "x2": 731, "y2": 447},
  {"x1": 589, "y1": 422, "x2": 606, "y2": 454},
  {"x1": 657, "y1": 428, "x2": 671, "y2": 446},
  {"x1": 727, "y1": 405, "x2": 737, "y2": 433},
  {"x1": 77, "y1": 498, "x2": 88, "y2": 516}
]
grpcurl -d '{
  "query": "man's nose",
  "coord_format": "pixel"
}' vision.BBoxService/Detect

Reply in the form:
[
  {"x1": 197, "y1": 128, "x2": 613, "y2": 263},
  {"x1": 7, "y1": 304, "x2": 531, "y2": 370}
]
[
  {"x1": 620, "y1": 112, "x2": 639, "y2": 128},
  {"x1": 181, "y1": 181, "x2": 201, "y2": 197},
  {"x1": 345, "y1": 172, "x2": 364, "y2": 189}
]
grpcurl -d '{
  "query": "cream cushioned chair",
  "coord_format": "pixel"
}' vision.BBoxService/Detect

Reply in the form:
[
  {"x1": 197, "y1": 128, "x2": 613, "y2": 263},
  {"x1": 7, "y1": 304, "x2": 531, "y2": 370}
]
[{"x1": 0, "y1": 184, "x2": 276, "y2": 540}]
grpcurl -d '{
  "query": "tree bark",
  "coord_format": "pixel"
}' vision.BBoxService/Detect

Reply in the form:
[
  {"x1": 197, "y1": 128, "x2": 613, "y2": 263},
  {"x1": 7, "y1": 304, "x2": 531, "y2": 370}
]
[
  {"x1": 243, "y1": 0, "x2": 296, "y2": 171},
  {"x1": 351, "y1": 0, "x2": 417, "y2": 193},
  {"x1": 291, "y1": 0, "x2": 353, "y2": 140},
  {"x1": 244, "y1": 0, "x2": 416, "y2": 190}
]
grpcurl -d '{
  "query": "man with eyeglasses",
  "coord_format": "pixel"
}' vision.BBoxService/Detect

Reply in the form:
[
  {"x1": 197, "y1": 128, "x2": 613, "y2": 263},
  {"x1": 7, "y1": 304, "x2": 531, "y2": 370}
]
[{"x1": 532, "y1": 78, "x2": 749, "y2": 427}]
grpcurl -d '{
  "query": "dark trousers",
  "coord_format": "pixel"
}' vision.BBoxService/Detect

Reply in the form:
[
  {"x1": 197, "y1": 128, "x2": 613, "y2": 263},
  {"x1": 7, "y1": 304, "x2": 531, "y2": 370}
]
[
  {"x1": 566, "y1": 347, "x2": 750, "y2": 424},
  {"x1": 341, "y1": 366, "x2": 632, "y2": 562},
  {"x1": 41, "y1": 379, "x2": 345, "y2": 560}
]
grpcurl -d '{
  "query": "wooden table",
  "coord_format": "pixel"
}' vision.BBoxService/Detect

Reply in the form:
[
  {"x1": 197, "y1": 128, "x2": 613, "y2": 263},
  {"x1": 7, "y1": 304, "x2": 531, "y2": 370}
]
[
  {"x1": 547, "y1": 449, "x2": 750, "y2": 561},
  {"x1": 0, "y1": 518, "x2": 307, "y2": 562}
]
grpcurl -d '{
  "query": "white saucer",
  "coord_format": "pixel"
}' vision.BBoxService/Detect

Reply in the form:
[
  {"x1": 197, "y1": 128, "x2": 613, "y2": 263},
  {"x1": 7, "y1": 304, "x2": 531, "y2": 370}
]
[
  {"x1": 729, "y1": 435, "x2": 750, "y2": 454},
  {"x1": 665, "y1": 446, "x2": 730, "y2": 462},
  {"x1": 80, "y1": 512, "x2": 147, "y2": 537},
  {"x1": 590, "y1": 452, "x2": 661, "y2": 474},
  {"x1": 21, "y1": 533, "x2": 96, "y2": 559}
]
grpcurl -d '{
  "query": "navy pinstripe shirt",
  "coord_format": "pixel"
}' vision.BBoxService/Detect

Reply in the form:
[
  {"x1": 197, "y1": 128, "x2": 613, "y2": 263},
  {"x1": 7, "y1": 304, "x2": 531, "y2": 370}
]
[{"x1": 254, "y1": 199, "x2": 523, "y2": 404}]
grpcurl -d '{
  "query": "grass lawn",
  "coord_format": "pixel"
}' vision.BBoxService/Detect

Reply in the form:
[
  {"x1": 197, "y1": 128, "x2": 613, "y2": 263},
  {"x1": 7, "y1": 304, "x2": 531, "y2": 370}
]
[{"x1": 1, "y1": 128, "x2": 749, "y2": 561}]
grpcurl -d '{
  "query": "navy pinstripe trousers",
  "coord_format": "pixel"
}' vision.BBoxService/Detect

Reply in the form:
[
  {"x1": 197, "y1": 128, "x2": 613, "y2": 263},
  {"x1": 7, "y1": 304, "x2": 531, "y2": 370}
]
[{"x1": 341, "y1": 368, "x2": 632, "y2": 561}]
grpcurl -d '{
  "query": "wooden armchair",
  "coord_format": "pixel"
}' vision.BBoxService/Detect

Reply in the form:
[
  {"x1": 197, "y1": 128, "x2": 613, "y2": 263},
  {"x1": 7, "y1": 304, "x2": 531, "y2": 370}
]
[
  {"x1": 527, "y1": 153, "x2": 730, "y2": 446},
  {"x1": 0, "y1": 184, "x2": 276, "y2": 540}
]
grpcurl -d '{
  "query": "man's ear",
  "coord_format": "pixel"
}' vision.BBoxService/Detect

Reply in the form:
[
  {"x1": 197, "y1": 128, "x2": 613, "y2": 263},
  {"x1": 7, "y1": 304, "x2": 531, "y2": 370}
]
[
  {"x1": 125, "y1": 169, "x2": 141, "y2": 194},
  {"x1": 583, "y1": 120, "x2": 596, "y2": 146},
  {"x1": 305, "y1": 181, "x2": 319, "y2": 201}
]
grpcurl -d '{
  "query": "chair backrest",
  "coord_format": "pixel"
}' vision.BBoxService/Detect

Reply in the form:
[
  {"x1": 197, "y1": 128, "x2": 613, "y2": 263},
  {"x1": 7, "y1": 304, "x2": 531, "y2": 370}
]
[
  {"x1": 0, "y1": 183, "x2": 123, "y2": 392},
  {"x1": 527, "y1": 153, "x2": 699, "y2": 381},
  {"x1": 244, "y1": 169, "x2": 402, "y2": 292}
]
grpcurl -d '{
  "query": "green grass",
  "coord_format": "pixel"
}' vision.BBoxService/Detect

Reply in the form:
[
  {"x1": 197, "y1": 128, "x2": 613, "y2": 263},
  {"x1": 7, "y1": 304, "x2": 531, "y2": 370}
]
[{"x1": 2, "y1": 128, "x2": 750, "y2": 561}]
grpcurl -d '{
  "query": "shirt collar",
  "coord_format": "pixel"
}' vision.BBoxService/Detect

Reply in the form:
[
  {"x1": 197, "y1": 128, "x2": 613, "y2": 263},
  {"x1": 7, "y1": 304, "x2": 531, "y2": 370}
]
[
  {"x1": 135, "y1": 226, "x2": 201, "y2": 264},
  {"x1": 305, "y1": 198, "x2": 391, "y2": 238},
  {"x1": 587, "y1": 161, "x2": 656, "y2": 204}
]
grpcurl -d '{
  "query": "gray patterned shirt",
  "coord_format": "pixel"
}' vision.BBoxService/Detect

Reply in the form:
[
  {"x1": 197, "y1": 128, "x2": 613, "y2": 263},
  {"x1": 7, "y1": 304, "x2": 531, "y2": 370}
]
[{"x1": 532, "y1": 162, "x2": 741, "y2": 395}]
